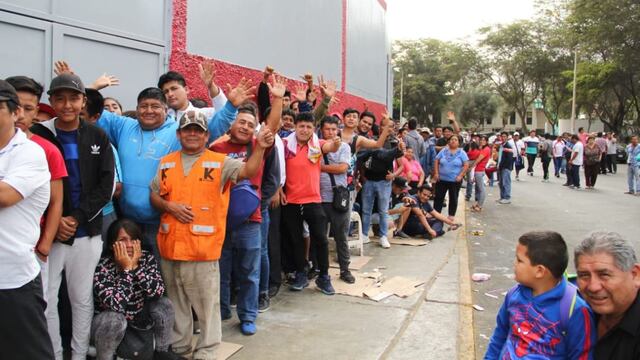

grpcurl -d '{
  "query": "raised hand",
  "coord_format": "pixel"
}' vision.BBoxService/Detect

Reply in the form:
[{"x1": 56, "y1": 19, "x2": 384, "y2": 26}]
[
  {"x1": 267, "y1": 73, "x2": 287, "y2": 98},
  {"x1": 447, "y1": 111, "x2": 456, "y2": 122},
  {"x1": 291, "y1": 83, "x2": 307, "y2": 102},
  {"x1": 90, "y1": 73, "x2": 120, "y2": 90},
  {"x1": 226, "y1": 78, "x2": 256, "y2": 107},
  {"x1": 199, "y1": 60, "x2": 220, "y2": 97},
  {"x1": 257, "y1": 126, "x2": 275, "y2": 148},
  {"x1": 263, "y1": 66, "x2": 274, "y2": 82},
  {"x1": 54, "y1": 60, "x2": 74, "y2": 76},
  {"x1": 318, "y1": 75, "x2": 337, "y2": 99},
  {"x1": 299, "y1": 73, "x2": 313, "y2": 87}
]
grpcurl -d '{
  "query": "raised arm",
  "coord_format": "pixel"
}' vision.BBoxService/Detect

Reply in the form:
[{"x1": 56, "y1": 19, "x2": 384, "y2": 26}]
[
  {"x1": 207, "y1": 78, "x2": 256, "y2": 142},
  {"x1": 238, "y1": 126, "x2": 275, "y2": 180},
  {"x1": 265, "y1": 73, "x2": 287, "y2": 134}
]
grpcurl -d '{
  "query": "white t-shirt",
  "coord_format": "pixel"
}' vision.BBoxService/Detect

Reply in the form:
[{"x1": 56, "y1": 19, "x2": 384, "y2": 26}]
[
  {"x1": 515, "y1": 139, "x2": 525, "y2": 156},
  {"x1": 571, "y1": 141, "x2": 584, "y2": 166},
  {"x1": 0, "y1": 129, "x2": 50, "y2": 289},
  {"x1": 553, "y1": 140, "x2": 565, "y2": 157},
  {"x1": 607, "y1": 138, "x2": 617, "y2": 155}
]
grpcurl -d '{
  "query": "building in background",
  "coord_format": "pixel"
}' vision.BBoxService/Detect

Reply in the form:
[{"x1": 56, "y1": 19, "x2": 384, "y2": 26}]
[{"x1": 0, "y1": 0, "x2": 391, "y2": 116}]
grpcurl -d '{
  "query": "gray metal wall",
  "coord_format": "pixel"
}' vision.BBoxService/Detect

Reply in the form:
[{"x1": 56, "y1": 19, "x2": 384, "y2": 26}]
[
  {"x1": 186, "y1": 0, "x2": 390, "y2": 106},
  {"x1": 346, "y1": 0, "x2": 389, "y2": 105},
  {"x1": 0, "y1": 0, "x2": 169, "y2": 110},
  {"x1": 186, "y1": 0, "x2": 343, "y2": 88}
]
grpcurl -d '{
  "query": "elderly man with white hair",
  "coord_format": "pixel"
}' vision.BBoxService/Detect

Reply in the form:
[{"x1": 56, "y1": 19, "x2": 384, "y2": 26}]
[{"x1": 574, "y1": 231, "x2": 640, "y2": 359}]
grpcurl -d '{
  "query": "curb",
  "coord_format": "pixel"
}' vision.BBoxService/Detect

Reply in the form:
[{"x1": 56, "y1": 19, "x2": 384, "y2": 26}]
[{"x1": 457, "y1": 201, "x2": 476, "y2": 359}]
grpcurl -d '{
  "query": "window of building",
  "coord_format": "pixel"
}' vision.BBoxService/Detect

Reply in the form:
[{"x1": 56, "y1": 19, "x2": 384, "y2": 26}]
[
  {"x1": 526, "y1": 111, "x2": 533, "y2": 125},
  {"x1": 509, "y1": 112, "x2": 516, "y2": 125}
]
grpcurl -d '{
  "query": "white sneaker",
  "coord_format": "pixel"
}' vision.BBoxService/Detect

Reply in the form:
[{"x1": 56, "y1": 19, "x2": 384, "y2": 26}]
[
  {"x1": 362, "y1": 236, "x2": 371, "y2": 244},
  {"x1": 379, "y1": 236, "x2": 391, "y2": 249}
]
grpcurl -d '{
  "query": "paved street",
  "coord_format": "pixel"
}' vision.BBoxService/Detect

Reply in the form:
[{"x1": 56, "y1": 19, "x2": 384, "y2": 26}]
[{"x1": 468, "y1": 163, "x2": 639, "y2": 359}]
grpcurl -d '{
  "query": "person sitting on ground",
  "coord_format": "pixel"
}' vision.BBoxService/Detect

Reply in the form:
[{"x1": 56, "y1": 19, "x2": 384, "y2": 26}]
[
  {"x1": 484, "y1": 230, "x2": 595, "y2": 360},
  {"x1": 403, "y1": 185, "x2": 460, "y2": 239},
  {"x1": 92, "y1": 219, "x2": 179, "y2": 360},
  {"x1": 387, "y1": 177, "x2": 416, "y2": 239},
  {"x1": 574, "y1": 231, "x2": 640, "y2": 359}
]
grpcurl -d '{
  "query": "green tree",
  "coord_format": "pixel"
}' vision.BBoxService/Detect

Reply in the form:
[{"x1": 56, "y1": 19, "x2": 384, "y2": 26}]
[
  {"x1": 452, "y1": 89, "x2": 499, "y2": 131},
  {"x1": 477, "y1": 20, "x2": 550, "y2": 132},
  {"x1": 566, "y1": 0, "x2": 640, "y2": 134},
  {"x1": 392, "y1": 39, "x2": 480, "y2": 126}
]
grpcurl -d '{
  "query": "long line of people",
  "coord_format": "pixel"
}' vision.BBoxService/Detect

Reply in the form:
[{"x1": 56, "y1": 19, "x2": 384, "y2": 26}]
[{"x1": 1, "y1": 58, "x2": 639, "y2": 360}]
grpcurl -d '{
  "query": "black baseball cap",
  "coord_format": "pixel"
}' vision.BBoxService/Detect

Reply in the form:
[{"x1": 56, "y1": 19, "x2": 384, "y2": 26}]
[
  {"x1": 47, "y1": 73, "x2": 85, "y2": 95},
  {"x1": 0, "y1": 79, "x2": 19, "y2": 105}
]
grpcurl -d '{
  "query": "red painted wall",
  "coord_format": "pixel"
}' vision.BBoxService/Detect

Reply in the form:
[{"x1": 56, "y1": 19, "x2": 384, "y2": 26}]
[{"x1": 169, "y1": 0, "x2": 387, "y2": 121}]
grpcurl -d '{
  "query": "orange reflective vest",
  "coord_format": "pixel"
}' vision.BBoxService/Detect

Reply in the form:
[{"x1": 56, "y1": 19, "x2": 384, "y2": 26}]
[{"x1": 156, "y1": 150, "x2": 230, "y2": 261}]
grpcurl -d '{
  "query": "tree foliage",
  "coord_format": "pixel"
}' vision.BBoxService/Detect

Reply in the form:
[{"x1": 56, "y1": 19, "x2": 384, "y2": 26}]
[
  {"x1": 392, "y1": 39, "x2": 480, "y2": 126},
  {"x1": 452, "y1": 90, "x2": 499, "y2": 130}
]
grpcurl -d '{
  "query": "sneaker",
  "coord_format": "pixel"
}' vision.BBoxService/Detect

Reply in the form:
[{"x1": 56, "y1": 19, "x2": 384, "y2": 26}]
[
  {"x1": 315, "y1": 275, "x2": 336, "y2": 295},
  {"x1": 340, "y1": 270, "x2": 356, "y2": 284},
  {"x1": 154, "y1": 350, "x2": 187, "y2": 360},
  {"x1": 362, "y1": 235, "x2": 371, "y2": 244},
  {"x1": 624, "y1": 191, "x2": 635, "y2": 195},
  {"x1": 379, "y1": 235, "x2": 391, "y2": 249},
  {"x1": 569, "y1": 185, "x2": 575, "y2": 189},
  {"x1": 230, "y1": 291, "x2": 237, "y2": 309},
  {"x1": 307, "y1": 267, "x2": 320, "y2": 280},
  {"x1": 516, "y1": 176, "x2": 520, "y2": 181},
  {"x1": 562, "y1": 183, "x2": 570, "y2": 186},
  {"x1": 498, "y1": 199, "x2": 511, "y2": 204},
  {"x1": 393, "y1": 230, "x2": 410, "y2": 238},
  {"x1": 240, "y1": 321, "x2": 257, "y2": 336},
  {"x1": 464, "y1": 197, "x2": 471, "y2": 201},
  {"x1": 289, "y1": 272, "x2": 309, "y2": 291},
  {"x1": 268, "y1": 284, "x2": 280, "y2": 298},
  {"x1": 285, "y1": 272, "x2": 296, "y2": 284},
  {"x1": 258, "y1": 293, "x2": 270, "y2": 313}
]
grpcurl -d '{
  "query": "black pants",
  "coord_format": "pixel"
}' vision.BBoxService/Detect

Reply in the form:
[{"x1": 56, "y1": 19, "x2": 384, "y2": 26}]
[
  {"x1": 541, "y1": 154, "x2": 551, "y2": 180},
  {"x1": 434, "y1": 180, "x2": 461, "y2": 217},
  {"x1": 282, "y1": 203, "x2": 329, "y2": 275},
  {"x1": 585, "y1": 163, "x2": 599, "y2": 187},
  {"x1": 268, "y1": 205, "x2": 283, "y2": 287},
  {"x1": 526, "y1": 154, "x2": 537, "y2": 173},
  {"x1": 600, "y1": 155, "x2": 608, "y2": 174},
  {"x1": 0, "y1": 275, "x2": 54, "y2": 360},
  {"x1": 607, "y1": 154, "x2": 617, "y2": 173},
  {"x1": 568, "y1": 164, "x2": 581, "y2": 187}
]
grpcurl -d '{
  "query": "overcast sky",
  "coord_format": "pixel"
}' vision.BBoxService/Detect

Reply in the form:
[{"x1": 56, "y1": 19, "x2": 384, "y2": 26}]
[{"x1": 387, "y1": 0, "x2": 537, "y2": 42}]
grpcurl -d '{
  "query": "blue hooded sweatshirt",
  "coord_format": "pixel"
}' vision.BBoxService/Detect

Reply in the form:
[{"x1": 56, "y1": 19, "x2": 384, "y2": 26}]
[
  {"x1": 484, "y1": 278, "x2": 595, "y2": 360},
  {"x1": 97, "y1": 102, "x2": 237, "y2": 224}
]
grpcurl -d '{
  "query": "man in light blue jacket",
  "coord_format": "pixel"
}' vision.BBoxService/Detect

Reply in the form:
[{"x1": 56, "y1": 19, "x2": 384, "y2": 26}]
[{"x1": 98, "y1": 81, "x2": 254, "y2": 257}]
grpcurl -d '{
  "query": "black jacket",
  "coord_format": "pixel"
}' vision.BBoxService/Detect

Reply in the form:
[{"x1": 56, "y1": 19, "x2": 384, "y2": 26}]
[
  {"x1": 359, "y1": 139, "x2": 404, "y2": 181},
  {"x1": 31, "y1": 118, "x2": 115, "y2": 244}
]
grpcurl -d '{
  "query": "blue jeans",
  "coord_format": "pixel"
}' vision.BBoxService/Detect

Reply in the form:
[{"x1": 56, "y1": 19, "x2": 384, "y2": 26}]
[
  {"x1": 553, "y1": 157, "x2": 563, "y2": 176},
  {"x1": 361, "y1": 179, "x2": 392, "y2": 238},
  {"x1": 259, "y1": 207, "x2": 270, "y2": 294},
  {"x1": 465, "y1": 170, "x2": 474, "y2": 200},
  {"x1": 220, "y1": 222, "x2": 261, "y2": 322},
  {"x1": 499, "y1": 168, "x2": 512, "y2": 200},
  {"x1": 569, "y1": 164, "x2": 581, "y2": 187},
  {"x1": 628, "y1": 165, "x2": 639, "y2": 192}
]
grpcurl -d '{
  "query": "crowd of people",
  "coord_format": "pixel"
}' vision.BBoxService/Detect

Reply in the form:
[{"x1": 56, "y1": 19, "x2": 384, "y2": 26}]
[{"x1": 0, "y1": 58, "x2": 639, "y2": 360}]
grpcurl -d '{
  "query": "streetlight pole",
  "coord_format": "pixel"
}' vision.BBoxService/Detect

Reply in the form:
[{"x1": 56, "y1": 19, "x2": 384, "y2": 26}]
[{"x1": 570, "y1": 48, "x2": 578, "y2": 133}]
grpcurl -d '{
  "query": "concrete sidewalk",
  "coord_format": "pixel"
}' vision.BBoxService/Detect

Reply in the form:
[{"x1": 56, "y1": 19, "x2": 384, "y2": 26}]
[{"x1": 221, "y1": 206, "x2": 474, "y2": 360}]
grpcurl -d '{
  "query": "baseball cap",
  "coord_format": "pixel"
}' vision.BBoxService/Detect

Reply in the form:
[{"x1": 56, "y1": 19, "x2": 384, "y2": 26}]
[
  {"x1": 419, "y1": 127, "x2": 431, "y2": 133},
  {"x1": 179, "y1": 111, "x2": 208, "y2": 131},
  {"x1": 47, "y1": 73, "x2": 86, "y2": 95},
  {"x1": 38, "y1": 103, "x2": 57, "y2": 118},
  {"x1": 392, "y1": 177, "x2": 411, "y2": 191},
  {"x1": 513, "y1": 131, "x2": 520, "y2": 136},
  {"x1": 0, "y1": 79, "x2": 19, "y2": 105}
]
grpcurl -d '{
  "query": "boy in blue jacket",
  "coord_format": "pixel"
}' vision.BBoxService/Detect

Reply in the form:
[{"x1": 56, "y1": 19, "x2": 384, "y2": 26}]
[{"x1": 485, "y1": 231, "x2": 596, "y2": 359}]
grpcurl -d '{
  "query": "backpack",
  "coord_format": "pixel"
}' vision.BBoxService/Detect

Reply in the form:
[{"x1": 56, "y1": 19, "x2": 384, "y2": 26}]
[{"x1": 506, "y1": 282, "x2": 578, "y2": 337}]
